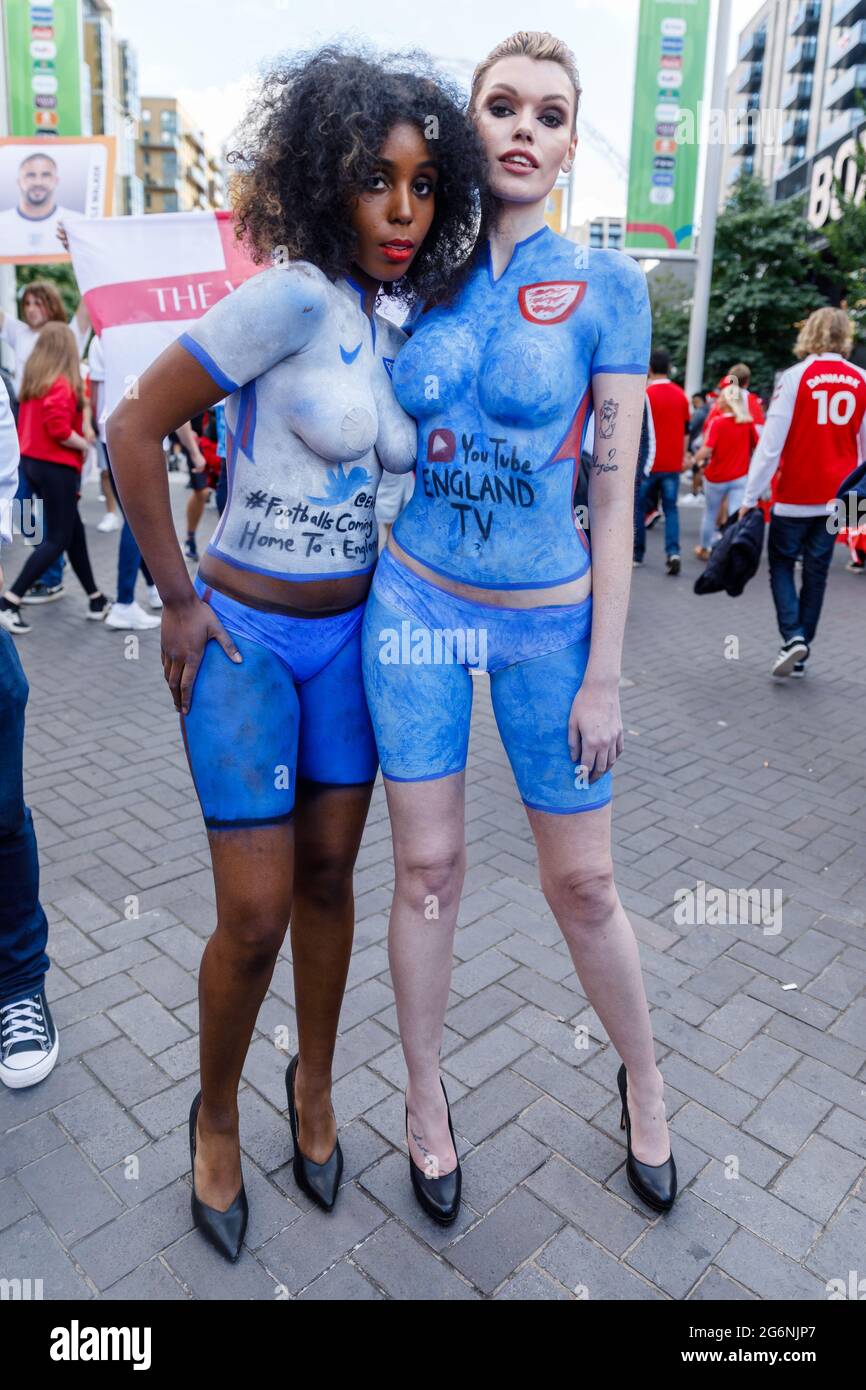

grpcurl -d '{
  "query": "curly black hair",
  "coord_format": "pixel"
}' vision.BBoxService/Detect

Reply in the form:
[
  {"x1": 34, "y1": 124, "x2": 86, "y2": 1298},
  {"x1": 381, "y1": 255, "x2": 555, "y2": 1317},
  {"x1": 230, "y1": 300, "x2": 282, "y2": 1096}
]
[{"x1": 227, "y1": 44, "x2": 493, "y2": 308}]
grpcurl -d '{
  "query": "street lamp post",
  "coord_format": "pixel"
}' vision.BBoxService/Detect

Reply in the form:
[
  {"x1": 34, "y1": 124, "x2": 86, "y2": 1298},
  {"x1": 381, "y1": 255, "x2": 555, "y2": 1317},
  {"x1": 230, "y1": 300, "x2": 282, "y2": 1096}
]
[{"x1": 685, "y1": 0, "x2": 735, "y2": 396}]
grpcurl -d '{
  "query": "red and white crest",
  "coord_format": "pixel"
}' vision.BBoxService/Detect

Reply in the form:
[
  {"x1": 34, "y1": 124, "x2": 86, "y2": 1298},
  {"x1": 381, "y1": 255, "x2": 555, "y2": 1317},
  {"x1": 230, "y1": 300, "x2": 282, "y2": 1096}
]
[{"x1": 518, "y1": 280, "x2": 587, "y2": 325}]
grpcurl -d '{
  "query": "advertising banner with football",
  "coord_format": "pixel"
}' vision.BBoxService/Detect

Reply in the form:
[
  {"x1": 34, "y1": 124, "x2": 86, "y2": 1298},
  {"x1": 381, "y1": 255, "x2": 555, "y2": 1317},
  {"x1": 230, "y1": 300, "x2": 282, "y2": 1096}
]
[
  {"x1": 624, "y1": 0, "x2": 710, "y2": 256},
  {"x1": 3, "y1": 0, "x2": 85, "y2": 136}
]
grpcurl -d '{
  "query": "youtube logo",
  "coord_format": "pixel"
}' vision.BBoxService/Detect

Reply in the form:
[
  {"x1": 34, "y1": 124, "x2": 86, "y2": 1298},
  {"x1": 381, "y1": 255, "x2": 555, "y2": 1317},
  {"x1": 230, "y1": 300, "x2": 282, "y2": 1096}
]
[{"x1": 427, "y1": 427, "x2": 456, "y2": 463}]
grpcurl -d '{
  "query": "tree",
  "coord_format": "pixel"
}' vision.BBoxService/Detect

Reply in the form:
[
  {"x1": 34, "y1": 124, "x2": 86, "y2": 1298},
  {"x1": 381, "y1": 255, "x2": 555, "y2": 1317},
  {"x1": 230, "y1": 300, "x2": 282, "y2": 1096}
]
[
  {"x1": 648, "y1": 269, "x2": 692, "y2": 383},
  {"x1": 704, "y1": 172, "x2": 821, "y2": 397},
  {"x1": 821, "y1": 127, "x2": 866, "y2": 345},
  {"x1": 15, "y1": 261, "x2": 81, "y2": 320}
]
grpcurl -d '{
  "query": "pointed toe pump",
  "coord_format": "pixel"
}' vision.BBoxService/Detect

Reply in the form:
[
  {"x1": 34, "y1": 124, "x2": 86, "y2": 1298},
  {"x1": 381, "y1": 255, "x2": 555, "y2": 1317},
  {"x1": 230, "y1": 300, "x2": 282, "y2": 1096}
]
[
  {"x1": 286, "y1": 1054, "x2": 343, "y2": 1212},
  {"x1": 189, "y1": 1091, "x2": 249, "y2": 1262},
  {"x1": 406, "y1": 1078, "x2": 462, "y2": 1225},
  {"x1": 617, "y1": 1063, "x2": 677, "y2": 1213}
]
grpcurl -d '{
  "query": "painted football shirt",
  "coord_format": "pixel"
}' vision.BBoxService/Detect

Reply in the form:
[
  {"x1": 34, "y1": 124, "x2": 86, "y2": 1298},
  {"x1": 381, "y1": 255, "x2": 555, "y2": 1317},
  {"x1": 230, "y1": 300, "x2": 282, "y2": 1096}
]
[
  {"x1": 178, "y1": 262, "x2": 416, "y2": 582},
  {"x1": 390, "y1": 225, "x2": 651, "y2": 589}
]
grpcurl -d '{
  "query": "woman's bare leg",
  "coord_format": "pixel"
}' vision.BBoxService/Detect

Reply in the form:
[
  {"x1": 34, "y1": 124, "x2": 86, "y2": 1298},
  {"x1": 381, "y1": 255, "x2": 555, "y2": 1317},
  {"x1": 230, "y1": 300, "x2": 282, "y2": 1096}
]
[
  {"x1": 289, "y1": 778, "x2": 375, "y2": 1163},
  {"x1": 528, "y1": 801, "x2": 671, "y2": 1164},
  {"x1": 384, "y1": 772, "x2": 466, "y2": 1177},
  {"x1": 195, "y1": 823, "x2": 294, "y2": 1211}
]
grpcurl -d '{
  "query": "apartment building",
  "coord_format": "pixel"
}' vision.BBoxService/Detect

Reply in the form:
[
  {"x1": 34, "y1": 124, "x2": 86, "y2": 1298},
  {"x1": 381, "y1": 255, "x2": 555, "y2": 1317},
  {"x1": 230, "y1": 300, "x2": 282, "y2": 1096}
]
[
  {"x1": 82, "y1": 0, "x2": 144, "y2": 215},
  {"x1": 722, "y1": 1, "x2": 866, "y2": 205},
  {"x1": 571, "y1": 216, "x2": 625, "y2": 249},
  {"x1": 136, "y1": 98, "x2": 225, "y2": 214}
]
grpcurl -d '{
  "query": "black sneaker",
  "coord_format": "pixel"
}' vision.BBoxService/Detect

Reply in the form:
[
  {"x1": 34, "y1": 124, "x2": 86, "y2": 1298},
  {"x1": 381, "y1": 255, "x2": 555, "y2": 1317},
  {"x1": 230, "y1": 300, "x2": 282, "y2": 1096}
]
[
  {"x1": 773, "y1": 637, "x2": 809, "y2": 678},
  {"x1": 0, "y1": 599, "x2": 31, "y2": 635},
  {"x1": 791, "y1": 661, "x2": 807, "y2": 678},
  {"x1": 645, "y1": 508, "x2": 661, "y2": 529},
  {"x1": 185, "y1": 536, "x2": 199, "y2": 562},
  {"x1": 666, "y1": 553, "x2": 681, "y2": 576},
  {"x1": 0, "y1": 990, "x2": 59, "y2": 1089},
  {"x1": 87, "y1": 593, "x2": 110, "y2": 621},
  {"x1": 20, "y1": 581, "x2": 65, "y2": 605}
]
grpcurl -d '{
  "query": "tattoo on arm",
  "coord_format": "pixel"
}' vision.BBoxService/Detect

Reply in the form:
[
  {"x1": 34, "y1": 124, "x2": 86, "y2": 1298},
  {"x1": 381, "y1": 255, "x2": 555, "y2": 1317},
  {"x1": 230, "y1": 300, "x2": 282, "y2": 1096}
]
[
  {"x1": 590, "y1": 446, "x2": 619, "y2": 475},
  {"x1": 598, "y1": 398, "x2": 619, "y2": 439}
]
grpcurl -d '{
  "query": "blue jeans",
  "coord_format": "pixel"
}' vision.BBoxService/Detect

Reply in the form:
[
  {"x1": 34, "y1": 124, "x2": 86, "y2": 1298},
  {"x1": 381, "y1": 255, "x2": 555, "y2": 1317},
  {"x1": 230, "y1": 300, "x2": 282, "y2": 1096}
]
[
  {"x1": 0, "y1": 629, "x2": 50, "y2": 1007},
  {"x1": 106, "y1": 457, "x2": 153, "y2": 605},
  {"x1": 15, "y1": 464, "x2": 64, "y2": 588},
  {"x1": 634, "y1": 472, "x2": 680, "y2": 560},
  {"x1": 701, "y1": 477, "x2": 747, "y2": 550},
  {"x1": 767, "y1": 512, "x2": 837, "y2": 645}
]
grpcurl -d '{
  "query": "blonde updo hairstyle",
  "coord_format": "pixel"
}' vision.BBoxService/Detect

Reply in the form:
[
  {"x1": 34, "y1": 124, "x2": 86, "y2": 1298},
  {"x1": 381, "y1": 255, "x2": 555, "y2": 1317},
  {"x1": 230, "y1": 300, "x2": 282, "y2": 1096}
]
[{"x1": 469, "y1": 31, "x2": 583, "y2": 131}]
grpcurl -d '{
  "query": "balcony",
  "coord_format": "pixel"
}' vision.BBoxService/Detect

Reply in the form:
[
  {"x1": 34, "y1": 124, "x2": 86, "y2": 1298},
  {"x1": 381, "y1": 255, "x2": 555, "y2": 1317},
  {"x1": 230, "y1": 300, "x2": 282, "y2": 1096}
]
[
  {"x1": 790, "y1": 1, "x2": 822, "y2": 35},
  {"x1": 733, "y1": 118, "x2": 758, "y2": 155},
  {"x1": 737, "y1": 60, "x2": 764, "y2": 92},
  {"x1": 833, "y1": 0, "x2": 866, "y2": 25},
  {"x1": 782, "y1": 74, "x2": 815, "y2": 106},
  {"x1": 738, "y1": 27, "x2": 766, "y2": 62},
  {"x1": 824, "y1": 62, "x2": 866, "y2": 107},
  {"x1": 786, "y1": 36, "x2": 818, "y2": 71},
  {"x1": 781, "y1": 112, "x2": 810, "y2": 143},
  {"x1": 778, "y1": 146, "x2": 807, "y2": 175},
  {"x1": 829, "y1": 21, "x2": 866, "y2": 69},
  {"x1": 819, "y1": 106, "x2": 866, "y2": 146}
]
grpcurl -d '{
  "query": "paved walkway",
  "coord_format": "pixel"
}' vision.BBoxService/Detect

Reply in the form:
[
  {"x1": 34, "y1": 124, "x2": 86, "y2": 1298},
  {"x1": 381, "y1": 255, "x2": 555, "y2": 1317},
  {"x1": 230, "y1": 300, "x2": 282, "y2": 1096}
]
[{"x1": 2, "y1": 479, "x2": 864, "y2": 1301}]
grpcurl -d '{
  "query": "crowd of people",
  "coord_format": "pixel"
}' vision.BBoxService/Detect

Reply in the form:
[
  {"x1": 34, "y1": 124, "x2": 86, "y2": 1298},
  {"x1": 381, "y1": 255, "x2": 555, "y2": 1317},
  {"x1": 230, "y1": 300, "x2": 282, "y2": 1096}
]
[{"x1": 0, "y1": 31, "x2": 864, "y2": 1268}]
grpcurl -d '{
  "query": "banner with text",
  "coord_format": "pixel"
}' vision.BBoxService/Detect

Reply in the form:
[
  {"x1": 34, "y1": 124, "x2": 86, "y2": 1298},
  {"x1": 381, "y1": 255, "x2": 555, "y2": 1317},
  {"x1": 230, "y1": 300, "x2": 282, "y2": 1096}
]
[
  {"x1": 3, "y1": 0, "x2": 85, "y2": 136},
  {"x1": 625, "y1": 0, "x2": 710, "y2": 255},
  {"x1": 65, "y1": 210, "x2": 261, "y2": 422}
]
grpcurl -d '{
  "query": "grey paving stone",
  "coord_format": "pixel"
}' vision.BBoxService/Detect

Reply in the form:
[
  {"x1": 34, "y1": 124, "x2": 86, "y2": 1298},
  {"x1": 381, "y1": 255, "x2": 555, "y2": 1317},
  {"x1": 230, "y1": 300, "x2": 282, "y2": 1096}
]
[
  {"x1": 625, "y1": 1190, "x2": 737, "y2": 1297},
  {"x1": 718, "y1": 1035, "x2": 801, "y2": 1098},
  {"x1": 452, "y1": 1068, "x2": 540, "y2": 1146},
  {"x1": 71, "y1": 1179, "x2": 193, "y2": 1290},
  {"x1": 101, "y1": 1257, "x2": 190, "y2": 1300},
  {"x1": 82, "y1": 1036, "x2": 174, "y2": 1107},
  {"x1": 297, "y1": 1260, "x2": 383, "y2": 1300},
  {"x1": 353, "y1": 1219, "x2": 478, "y2": 1300},
  {"x1": 769, "y1": 1133, "x2": 864, "y2": 1223},
  {"x1": 690, "y1": 1161, "x2": 820, "y2": 1260},
  {"x1": 447, "y1": 1188, "x2": 563, "y2": 1295},
  {"x1": 459, "y1": 1121, "x2": 550, "y2": 1214},
  {"x1": 526, "y1": 1154, "x2": 648, "y2": 1255},
  {"x1": 16, "y1": 1143, "x2": 123, "y2": 1244},
  {"x1": 106, "y1": 992, "x2": 191, "y2": 1057},
  {"x1": 688, "y1": 1267, "x2": 758, "y2": 1300},
  {"x1": 494, "y1": 1264, "x2": 573, "y2": 1299},
  {"x1": 0, "y1": 1176, "x2": 35, "y2": 1232},
  {"x1": 714, "y1": 1228, "x2": 828, "y2": 1300},
  {"x1": 743, "y1": 1078, "x2": 834, "y2": 1157},
  {"x1": 537, "y1": 1224, "x2": 664, "y2": 1301},
  {"x1": 52, "y1": 1087, "x2": 149, "y2": 1170},
  {"x1": 256, "y1": 1183, "x2": 387, "y2": 1295},
  {"x1": 0, "y1": 1212, "x2": 95, "y2": 1300},
  {"x1": 444, "y1": 1024, "x2": 533, "y2": 1088},
  {"x1": 162, "y1": 1228, "x2": 280, "y2": 1299},
  {"x1": 804, "y1": 1200, "x2": 866, "y2": 1285}
]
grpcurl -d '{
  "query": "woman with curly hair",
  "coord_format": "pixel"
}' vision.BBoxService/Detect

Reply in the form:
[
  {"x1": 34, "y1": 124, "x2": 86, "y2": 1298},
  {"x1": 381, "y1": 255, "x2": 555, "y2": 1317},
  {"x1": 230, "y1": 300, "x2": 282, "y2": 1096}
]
[{"x1": 107, "y1": 45, "x2": 486, "y2": 1261}]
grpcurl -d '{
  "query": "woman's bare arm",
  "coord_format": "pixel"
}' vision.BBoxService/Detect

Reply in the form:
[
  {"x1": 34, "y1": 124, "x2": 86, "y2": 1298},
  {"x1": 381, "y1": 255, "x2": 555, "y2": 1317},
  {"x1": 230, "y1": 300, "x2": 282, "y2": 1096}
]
[{"x1": 106, "y1": 341, "x2": 241, "y2": 713}]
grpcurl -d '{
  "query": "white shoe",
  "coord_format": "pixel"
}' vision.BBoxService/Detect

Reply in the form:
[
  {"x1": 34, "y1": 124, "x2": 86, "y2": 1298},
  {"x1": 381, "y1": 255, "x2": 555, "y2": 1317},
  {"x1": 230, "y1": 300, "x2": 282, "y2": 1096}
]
[
  {"x1": 146, "y1": 584, "x2": 163, "y2": 610},
  {"x1": 0, "y1": 604, "x2": 31, "y2": 634},
  {"x1": 97, "y1": 512, "x2": 122, "y2": 533},
  {"x1": 105, "y1": 600, "x2": 162, "y2": 630}
]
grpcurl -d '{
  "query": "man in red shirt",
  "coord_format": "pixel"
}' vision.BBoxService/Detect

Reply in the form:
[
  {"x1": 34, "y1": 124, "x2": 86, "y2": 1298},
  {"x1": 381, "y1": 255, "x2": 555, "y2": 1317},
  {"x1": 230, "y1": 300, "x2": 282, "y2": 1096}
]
[
  {"x1": 741, "y1": 308, "x2": 866, "y2": 677},
  {"x1": 635, "y1": 349, "x2": 690, "y2": 574}
]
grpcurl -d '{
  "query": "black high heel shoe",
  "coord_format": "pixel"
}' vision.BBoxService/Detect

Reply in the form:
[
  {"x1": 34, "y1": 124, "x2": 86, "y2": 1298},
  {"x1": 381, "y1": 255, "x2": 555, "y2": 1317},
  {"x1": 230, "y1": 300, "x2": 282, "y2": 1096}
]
[
  {"x1": 285, "y1": 1054, "x2": 343, "y2": 1211},
  {"x1": 616, "y1": 1063, "x2": 677, "y2": 1213},
  {"x1": 405, "y1": 1077, "x2": 461, "y2": 1225},
  {"x1": 188, "y1": 1091, "x2": 248, "y2": 1262}
]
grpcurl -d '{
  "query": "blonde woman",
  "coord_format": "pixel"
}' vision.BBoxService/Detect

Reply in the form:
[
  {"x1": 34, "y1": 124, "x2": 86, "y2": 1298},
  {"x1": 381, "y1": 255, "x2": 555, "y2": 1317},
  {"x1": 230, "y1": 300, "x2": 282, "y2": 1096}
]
[
  {"x1": 740, "y1": 307, "x2": 866, "y2": 677},
  {"x1": 0, "y1": 323, "x2": 108, "y2": 635},
  {"x1": 693, "y1": 376, "x2": 757, "y2": 559},
  {"x1": 362, "y1": 30, "x2": 677, "y2": 1221}
]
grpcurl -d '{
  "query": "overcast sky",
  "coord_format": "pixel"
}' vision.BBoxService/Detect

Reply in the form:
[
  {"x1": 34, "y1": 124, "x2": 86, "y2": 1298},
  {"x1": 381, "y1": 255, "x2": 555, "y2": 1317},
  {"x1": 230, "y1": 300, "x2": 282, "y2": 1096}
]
[{"x1": 112, "y1": 0, "x2": 761, "y2": 226}]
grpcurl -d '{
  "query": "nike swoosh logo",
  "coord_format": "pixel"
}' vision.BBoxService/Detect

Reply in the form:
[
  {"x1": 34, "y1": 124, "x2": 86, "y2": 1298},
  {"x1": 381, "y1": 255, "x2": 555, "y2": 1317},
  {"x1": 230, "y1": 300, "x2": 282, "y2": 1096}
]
[{"x1": 340, "y1": 342, "x2": 362, "y2": 364}]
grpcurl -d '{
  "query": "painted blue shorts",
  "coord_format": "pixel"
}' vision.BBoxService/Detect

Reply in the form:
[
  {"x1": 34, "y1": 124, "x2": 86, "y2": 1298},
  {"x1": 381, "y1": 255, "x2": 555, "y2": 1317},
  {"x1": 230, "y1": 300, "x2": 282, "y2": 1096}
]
[
  {"x1": 181, "y1": 577, "x2": 378, "y2": 829},
  {"x1": 361, "y1": 549, "x2": 612, "y2": 814}
]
